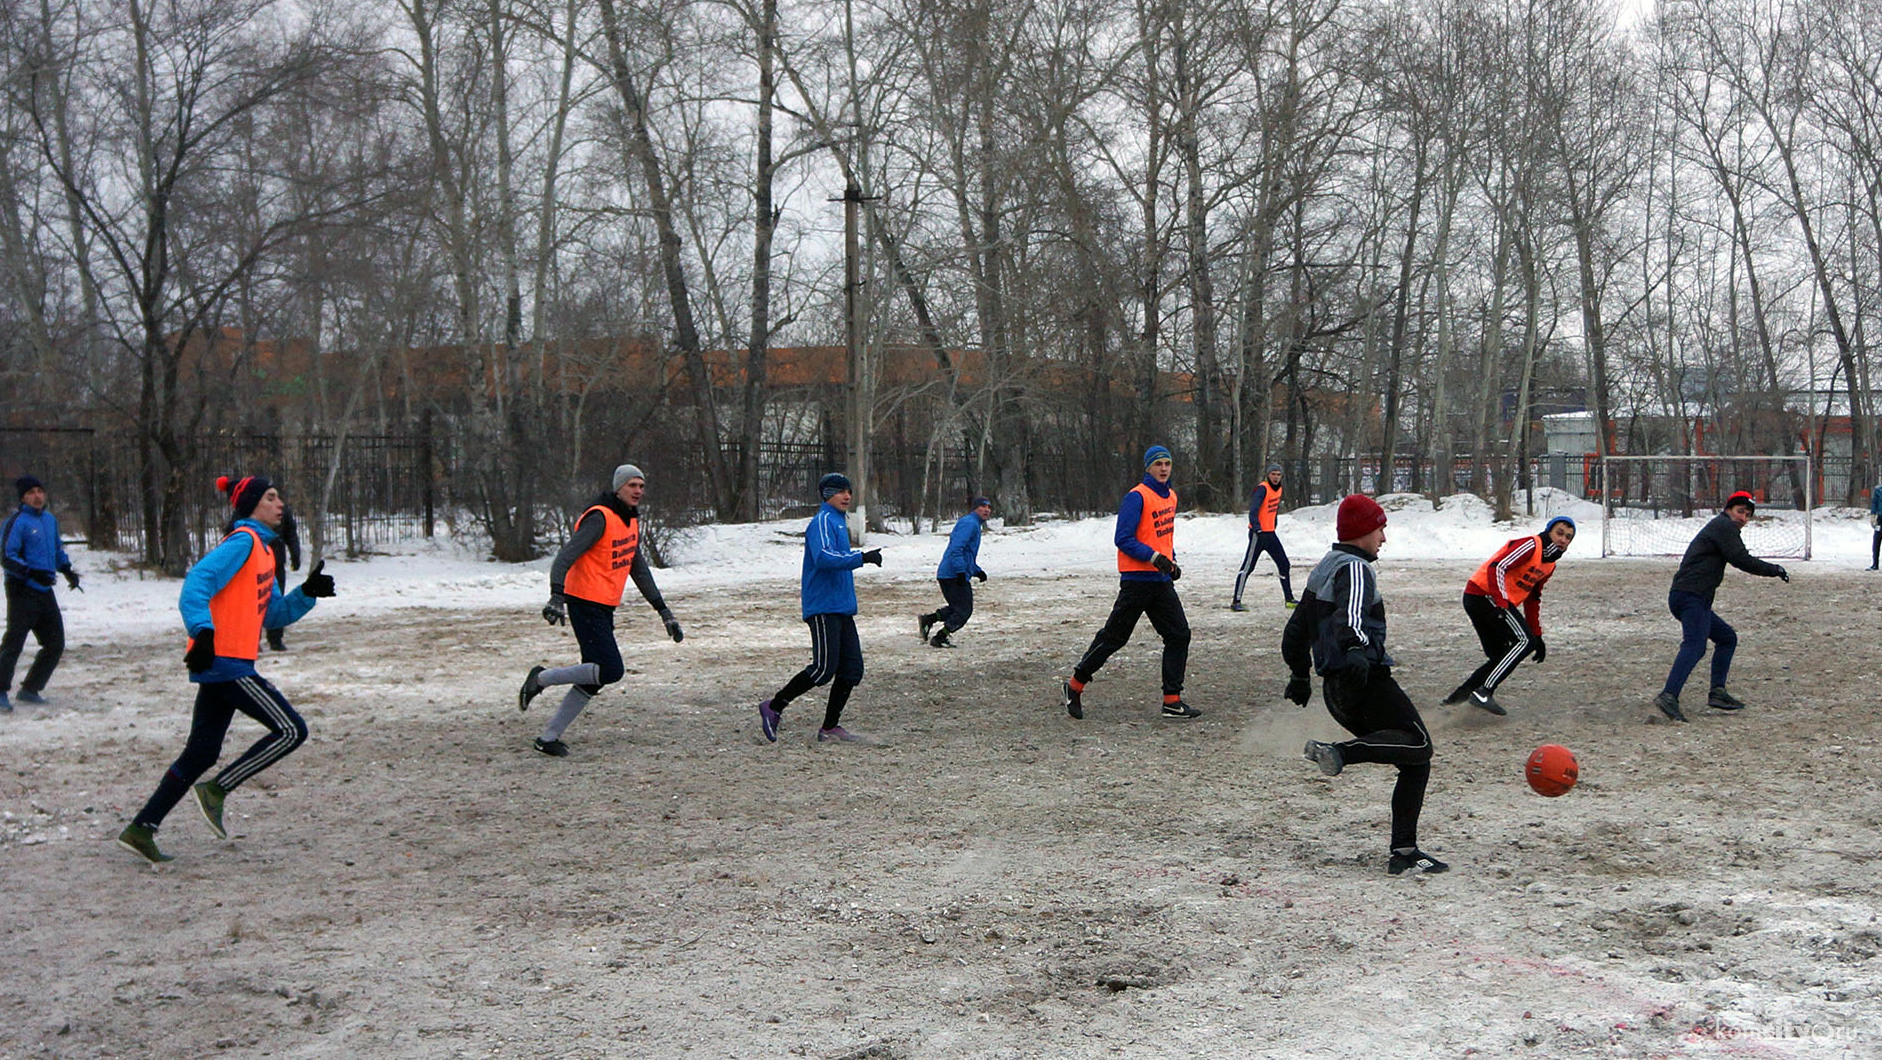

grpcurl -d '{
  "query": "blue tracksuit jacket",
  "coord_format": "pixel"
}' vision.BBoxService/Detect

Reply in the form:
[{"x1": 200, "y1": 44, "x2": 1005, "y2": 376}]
[
  {"x1": 2, "y1": 506, "x2": 71, "y2": 592},
  {"x1": 801, "y1": 503, "x2": 865, "y2": 619},
  {"x1": 936, "y1": 513, "x2": 986, "y2": 579}
]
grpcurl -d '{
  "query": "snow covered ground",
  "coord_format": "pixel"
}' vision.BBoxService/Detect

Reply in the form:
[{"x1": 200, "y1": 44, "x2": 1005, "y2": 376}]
[{"x1": 4, "y1": 490, "x2": 1878, "y2": 1059}]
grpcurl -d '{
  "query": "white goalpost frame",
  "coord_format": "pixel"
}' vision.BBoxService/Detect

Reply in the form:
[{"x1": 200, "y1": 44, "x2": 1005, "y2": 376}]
[{"x1": 1598, "y1": 454, "x2": 1813, "y2": 559}]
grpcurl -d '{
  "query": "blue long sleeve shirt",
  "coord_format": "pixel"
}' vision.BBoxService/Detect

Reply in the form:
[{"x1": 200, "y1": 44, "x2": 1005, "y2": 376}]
[
  {"x1": 936, "y1": 513, "x2": 986, "y2": 579},
  {"x1": 179, "y1": 519, "x2": 318, "y2": 683},
  {"x1": 801, "y1": 503, "x2": 865, "y2": 618},
  {"x1": 2, "y1": 505, "x2": 71, "y2": 592},
  {"x1": 1115, "y1": 475, "x2": 1174, "y2": 583}
]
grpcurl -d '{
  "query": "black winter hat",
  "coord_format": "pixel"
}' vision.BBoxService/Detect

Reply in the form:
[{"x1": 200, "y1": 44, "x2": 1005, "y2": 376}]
[
  {"x1": 217, "y1": 475, "x2": 275, "y2": 519},
  {"x1": 15, "y1": 475, "x2": 42, "y2": 498}
]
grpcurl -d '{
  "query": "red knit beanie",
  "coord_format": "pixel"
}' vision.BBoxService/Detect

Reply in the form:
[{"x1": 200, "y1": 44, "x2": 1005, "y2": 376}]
[{"x1": 1336, "y1": 494, "x2": 1387, "y2": 540}]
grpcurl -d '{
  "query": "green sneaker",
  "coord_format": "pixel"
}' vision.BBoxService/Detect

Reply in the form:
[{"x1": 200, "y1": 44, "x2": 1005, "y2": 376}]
[
  {"x1": 193, "y1": 781, "x2": 228, "y2": 840},
  {"x1": 117, "y1": 823, "x2": 174, "y2": 864}
]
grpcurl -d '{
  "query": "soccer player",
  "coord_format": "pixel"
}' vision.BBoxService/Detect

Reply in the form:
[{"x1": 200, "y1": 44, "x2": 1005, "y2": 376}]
[
  {"x1": 1868, "y1": 480, "x2": 1881, "y2": 570},
  {"x1": 918, "y1": 496, "x2": 991, "y2": 648},
  {"x1": 516, "y1": 464, "x2": 684, "y2": 757},
  {"x1": 118, "y1": 476, "x2": 335, "y2": 863},
  {"x1": 1060, "y1": 445, "x2": 1198, "y2": 720},
  {"x1": 1230, "y1": 462, "x2": 1295, "y2": 611},
  {"x1": 1442, "y1": 516, "x2": 1576, "y2": 715},
  {"x1": 756, "y1": 473, "x2": 881, "y2": 744},
  {"x1": 1, "y1": 475, "x2": 79, "y2": 710},
  {"x1": 1654, "y1": 490, "x2": 1788, "y2": 722},
  {"x1": 1282, "y1": 494, "x2": 1445, "y2": 876}
]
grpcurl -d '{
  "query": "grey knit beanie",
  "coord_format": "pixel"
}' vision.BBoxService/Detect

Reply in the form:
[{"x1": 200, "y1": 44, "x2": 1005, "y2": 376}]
[{"x1": 612, "y1": 464, "x2": 646, "y2": 491}]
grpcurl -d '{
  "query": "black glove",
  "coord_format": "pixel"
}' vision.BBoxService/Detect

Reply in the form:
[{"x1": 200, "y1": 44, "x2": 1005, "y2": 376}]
[
  {"x1": 1774, "y1": 565, "x2": 1789, "y2": 583},
  {"x1": 973, "y1": 570, "x2": 987, "y2": 583},
  {"x1": 1151, "y1": 552, "x2": 1175, "y2": 576},
  {"x1": 185, "y1": 629, "x2": 216, "y2": 673},
  {"x1": 299, "y1": 559, "x2": 335, "y2": 598},
  {"x1": 542, "y1": 593, "x2": 567, "y2": 625},
  {"x1": 1531, "y1": 635, "x2": 1546, "y2": 664},
  {"x1": 861, "y1": 549, "x2": 883, "y2": 566},
  {"x1": 61, "y1": 568, "x2": 80, "y2": 592},
  {"x1": 660, "y1": 609, "x2": 684, "y2": 643},
  {"x1": 28, "y1": 569, "x2": 54, "y2": 587},
  {"x1": 1285, "y1": 675, "x2": 1312, "y2": 706}
]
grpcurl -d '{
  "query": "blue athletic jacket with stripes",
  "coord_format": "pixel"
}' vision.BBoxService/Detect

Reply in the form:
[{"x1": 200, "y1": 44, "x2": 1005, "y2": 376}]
[
  {"x1": 801, "y1": 503, "x2": 865, "y2": 619},
  {"x1": 179, "y1": 519, "x2": 318, "y2": 683}
]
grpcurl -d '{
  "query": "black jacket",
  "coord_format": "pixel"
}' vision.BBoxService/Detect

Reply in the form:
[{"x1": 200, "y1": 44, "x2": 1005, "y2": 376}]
[
  {"x1": 1669, "y1": 513, "x2": 1783, "y2": 606},
  {"x1": 1282, "y1": 543, "x2": 1391, "y2": 678}
]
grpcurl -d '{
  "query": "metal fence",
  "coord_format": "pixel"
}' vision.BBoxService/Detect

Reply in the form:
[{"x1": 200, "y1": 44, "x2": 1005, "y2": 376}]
[{"x1": 0, "y1": 426, "x2": 439, "y2": 558}]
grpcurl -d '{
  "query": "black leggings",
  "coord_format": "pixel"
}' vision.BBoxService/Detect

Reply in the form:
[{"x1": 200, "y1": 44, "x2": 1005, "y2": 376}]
[
  {"x1": 134, "y1": 675, "x2": 308, "y2": 829},
  {"x1": 1323, "y1": 666, "x2": 1432, "y2": 852}
]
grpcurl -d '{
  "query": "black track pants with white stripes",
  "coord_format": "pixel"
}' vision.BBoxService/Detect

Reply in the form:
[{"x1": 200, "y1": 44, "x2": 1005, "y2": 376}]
[
  {"x1": 133, "y1": 675, "x2": 308, "y2": 829},
  {"x1": 1450, "y1": 592, "x2": 1535, "y2": 699},
  {"x1": 771, "y1": 613, "x2": 864, "y2": 730}
]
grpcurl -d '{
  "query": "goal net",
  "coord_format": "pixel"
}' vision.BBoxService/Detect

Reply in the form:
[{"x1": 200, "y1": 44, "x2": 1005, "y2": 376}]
[{"x1": 1598, "y1": 455, "x2": 1812, "y2": 559}]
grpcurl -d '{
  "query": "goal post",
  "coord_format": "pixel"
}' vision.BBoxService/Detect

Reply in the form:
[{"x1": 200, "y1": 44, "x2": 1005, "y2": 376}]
[{"x1": 1598, "y1": 454, "x2": 1813, "y2": 559}]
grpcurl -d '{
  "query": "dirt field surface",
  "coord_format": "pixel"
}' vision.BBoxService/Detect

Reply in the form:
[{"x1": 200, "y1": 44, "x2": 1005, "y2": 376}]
[{"x1": 2, "y1": 558, "x2": 1878, "y2": 1059}]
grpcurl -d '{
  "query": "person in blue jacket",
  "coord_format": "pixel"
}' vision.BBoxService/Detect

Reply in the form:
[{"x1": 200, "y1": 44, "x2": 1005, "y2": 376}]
[
  {"x1": 917, "y1": 496, "x2": 991, "y2": 648},
  {"x1": 117, "y1": 475, "x2": 335, "y2": 864},
  {"x1": 756, "y1": 473, "x2": 881, "y2": 744},
  {"x1": 1, "y1": 475, "x2": 79, "y2": 710},
  {"x1": 1868, "y1": 479, "x2": 1881, "y2": 570}
]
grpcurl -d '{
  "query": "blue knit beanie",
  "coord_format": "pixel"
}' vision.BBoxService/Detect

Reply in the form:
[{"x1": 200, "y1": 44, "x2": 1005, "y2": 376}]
[
  {"x1": 1544, "y1": 515, "x2": 1576, "y2": 534},
  {"x1": 818, "y1": 473, "x2": 852, "y2": 500},
  {"x1": 1143, "y1": 445, "x2": 1172, "y2": 468}
]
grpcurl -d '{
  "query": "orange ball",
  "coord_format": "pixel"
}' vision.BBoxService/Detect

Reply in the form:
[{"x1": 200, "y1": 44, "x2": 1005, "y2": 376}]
[{"x1": 1526, "y1": 744, "x2": 1579, "y2": 797}]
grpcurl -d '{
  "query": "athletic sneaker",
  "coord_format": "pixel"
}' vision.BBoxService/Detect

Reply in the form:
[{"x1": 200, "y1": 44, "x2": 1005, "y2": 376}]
[
  {"x1": 1388, "y1": 849, "x2": 1449, "y2": 875},
  {"x1": 518, "y1": 666, "x2": 546, "y2": 713},
  {"x1": 918, "y1": 614, "x2": 936, "y2": 641},
  {"x1": 192, "y1": 781, "x2": 228, "y2": 840},
  {"x1": 1468, "y1": 689, "x2": 1507, "y2": 716},
  {"x1": 1441, "y1": 685, "x2": 1472, "y2": 706},
  {"x1": 117, "y1": 823, "x2": 173, "y2": 864},
  {"x1": 0, "y1": 693, "x2": 9, "y2": 713},
  {"x1": 1654, "y1": 691, "x2": 1688, "y2": 723},
  {"x1": 1303, "y1": 739, "x2": 1344, "y2": 776},
  {"x1": 1706, "y1": 686, "x2": 1746, "y2": 711},
  {"x1": 1062, "y1": 681, "x2": 1083, "y2": 720},
  {"x1": 532, "y1": 737, "x2": 569, "y2": 757},
  {"x1": 1159, "y1": 700, "x2": 1201, "y2": 719},
  {"x1": 1284, "y1": 600, "x2": 1298, "y2": 610},
  {"x1": 266, "y1": 628, "x2": 287, "y2": 652},
  {"x1": 1228, "y1": 601, "x2": 1247, "y2": 612},
  {"x1": 817, "y1": 726, "x2": 868, "y2": 743},
  {"x1": 928, "y1": 629, "x2": 954, "y2": 648},
  {"x1": 757, "y1": 699, "x2": 781, "y2": 742},
  {"x1": 17, "y1": 690, "x2": 47, "y2": 705}
]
